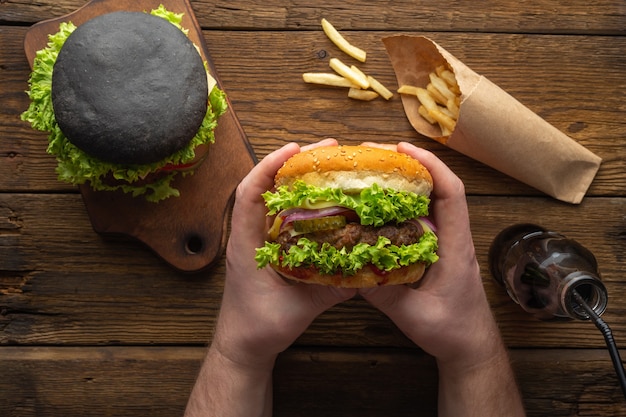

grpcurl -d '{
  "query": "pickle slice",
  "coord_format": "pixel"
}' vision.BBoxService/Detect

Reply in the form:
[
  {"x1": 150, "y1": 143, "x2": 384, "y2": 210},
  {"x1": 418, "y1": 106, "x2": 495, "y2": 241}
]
[{"x1": 292, "y1": 215, "x2": 346, "y2": 234}]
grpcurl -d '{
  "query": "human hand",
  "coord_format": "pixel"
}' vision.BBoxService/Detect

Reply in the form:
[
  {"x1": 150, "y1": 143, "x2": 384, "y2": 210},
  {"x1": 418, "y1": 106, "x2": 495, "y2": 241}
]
[
  {"x1": 213, "y1": 139, "x2": 357, "y2": 370},
  {"x1": 359, "y1": 142, "x2": 501, "y2": 369},
  {"x1": 186, "y1": 141, "x2": 523, "y2": 417}
]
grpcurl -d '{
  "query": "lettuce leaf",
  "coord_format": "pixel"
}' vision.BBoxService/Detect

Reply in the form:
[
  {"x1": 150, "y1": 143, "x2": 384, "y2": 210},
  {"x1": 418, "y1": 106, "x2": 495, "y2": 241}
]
[
  {"x1": 255, "y1": 232, "x2": 439, "y2": 275},
  {"x1": 256, "y1": 181, "x2": 438, "y2": 275},
  {"x1": 262, "y1": 180, "x2": 431, "y2": 226},
  {"x1": 20, "y1": 6, "x2": 227, "y2": 202},
  {"x1": 149, "y1": 4, "x2": 188, "y2": 34}
]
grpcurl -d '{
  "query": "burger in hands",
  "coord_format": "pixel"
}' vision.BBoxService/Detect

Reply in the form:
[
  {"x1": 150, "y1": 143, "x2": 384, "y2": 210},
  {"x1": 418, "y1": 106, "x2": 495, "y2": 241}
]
[
  {"x1": 21, "y1": 6, "x2": 227, "y2": 202},
  {"x1": 255, "y1": 145, "x2": 439, "y2": 288}
]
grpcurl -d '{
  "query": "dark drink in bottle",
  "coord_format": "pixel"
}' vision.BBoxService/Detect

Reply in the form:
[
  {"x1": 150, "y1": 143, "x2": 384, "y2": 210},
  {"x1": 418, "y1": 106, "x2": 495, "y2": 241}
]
[{"x1": 489, "y1": 224, "x2": 607, "y2": 320}]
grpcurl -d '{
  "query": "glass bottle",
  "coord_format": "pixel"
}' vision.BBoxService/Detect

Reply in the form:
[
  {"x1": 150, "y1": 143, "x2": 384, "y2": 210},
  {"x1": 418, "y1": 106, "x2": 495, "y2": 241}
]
[{"x1": 489, "y1": 223, "x2": 608, "y2": 320}]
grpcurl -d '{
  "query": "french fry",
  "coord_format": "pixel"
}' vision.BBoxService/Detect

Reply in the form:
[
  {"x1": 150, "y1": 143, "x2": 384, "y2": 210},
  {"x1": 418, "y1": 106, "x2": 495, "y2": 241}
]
[
  {"x1": 428, "y1": 73, "x2": 456, "y2": 101},
  {"x1": 414, "y1": 87, "x2": 438, "y2": 113},
  {"x1": 418, "y1": 105, "x2": 437, "y2": 124},
  {"x1": 428, "y1": 107, "x2": 457, "y2": 133},
  {"x1": 350, "y1": 65, "x2": 368, "y2": 80},
  {"x1": 329, "y1": 58, "x2": 369, "y2": 89},
  {"x1": 321, "y1": 18, "x2": 367, "y2": 62},
  {"x1": 446, "y1": 97, "x2": 460, "y2": 119},
  {"x1": 438, "y1": 106, "x2": 456, "y2": 119},
  {"x1": 303, "y1": 20, "x2": 393, "y2": 103},
  {"x1": 349, "y1": 65, "x2": 393, "y2": 99},
  {"x1": 366, "y1": 75, "x2": 394, "y2": 100},
  {"x1": 302, "y1": 72, "x2": 357, "y2": 88},
  {"x1": 348, "y1": 87, "x2": 379, "y2": 101},
  {"x1": 426, "y1": 83, "x2": 448, "y2": 106},
  {"x1": 397, "y1": 64, "x2": 461, "y2": 137},
  {"x1": 440, "y1": 70, "x2": 459, "y2": 93},
  {"x1": 397, "y1": 85, "x2": 419, "y2": 95},
  {"x1": 435, "y1": 65, "x2": 447, "y2": 78}
]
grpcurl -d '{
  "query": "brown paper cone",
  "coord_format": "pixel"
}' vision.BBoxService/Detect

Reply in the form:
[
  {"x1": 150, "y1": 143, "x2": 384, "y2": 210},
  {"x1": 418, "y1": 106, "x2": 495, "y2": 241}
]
[{"x1": 383, "y1": 35, "x2": 601, "y2": 204}]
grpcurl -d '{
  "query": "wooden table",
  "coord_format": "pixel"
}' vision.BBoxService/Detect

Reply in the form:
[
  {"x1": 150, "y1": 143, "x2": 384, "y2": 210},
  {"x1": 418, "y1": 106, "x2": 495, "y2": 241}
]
[{"x1": 1, "y1": 1, "x2": 625, "y2": 415}]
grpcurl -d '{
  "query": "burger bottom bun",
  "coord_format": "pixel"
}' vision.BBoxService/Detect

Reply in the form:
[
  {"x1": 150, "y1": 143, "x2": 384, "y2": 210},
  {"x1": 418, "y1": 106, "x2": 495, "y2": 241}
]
[{"x1": 271, "y1": 262, "x2": 426, "y2": 288}]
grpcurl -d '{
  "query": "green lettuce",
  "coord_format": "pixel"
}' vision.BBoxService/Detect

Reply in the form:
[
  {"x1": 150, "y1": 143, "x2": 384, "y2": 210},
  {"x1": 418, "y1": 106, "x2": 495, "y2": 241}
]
[
  {"x1": 255, "y1": 233, "x2": 439, "y2": 276},
  {"x1": 262, "y1": 180, "x2": 431, "y2": 226},
  {"x1": 20, "y1": 5, "x2": 228, "y2": 202},
  {"x1": 255, "y1": 180, "x2": 438, "y2": 276}
]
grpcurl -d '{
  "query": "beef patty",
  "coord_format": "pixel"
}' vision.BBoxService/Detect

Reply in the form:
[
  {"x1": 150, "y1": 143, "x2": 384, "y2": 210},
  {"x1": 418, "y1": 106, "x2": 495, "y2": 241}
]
[{"x1": 276, "y1": 221, "x2": 424, "y2": 252}]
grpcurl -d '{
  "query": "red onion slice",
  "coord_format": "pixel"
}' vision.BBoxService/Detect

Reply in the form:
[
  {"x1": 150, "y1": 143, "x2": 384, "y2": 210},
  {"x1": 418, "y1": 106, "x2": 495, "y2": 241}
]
[
  {"x1": 418, "y1": 217, "x2": 437, "y2": 233},
  {"x1": 279, "y1": 207, "x2": 356, "y2": 232}
]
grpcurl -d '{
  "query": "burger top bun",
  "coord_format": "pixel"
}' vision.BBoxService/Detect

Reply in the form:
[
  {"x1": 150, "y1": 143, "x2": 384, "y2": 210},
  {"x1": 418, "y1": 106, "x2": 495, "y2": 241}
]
[
  {"x1": 51, "y1": 11, "x2": 208, "y2": 165},
  {"x1": 275, "y1": 145, "x2": 433, "y2": 196}
]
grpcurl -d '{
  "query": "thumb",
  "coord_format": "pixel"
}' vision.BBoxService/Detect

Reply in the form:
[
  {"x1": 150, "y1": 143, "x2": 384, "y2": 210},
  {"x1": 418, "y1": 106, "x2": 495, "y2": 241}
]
[
  {"x1": 308, "y1": 286, "x2": 357, "y2": 312},
  {"x1": 359, "y1": 285, "x2": 411, "y2": 318}
]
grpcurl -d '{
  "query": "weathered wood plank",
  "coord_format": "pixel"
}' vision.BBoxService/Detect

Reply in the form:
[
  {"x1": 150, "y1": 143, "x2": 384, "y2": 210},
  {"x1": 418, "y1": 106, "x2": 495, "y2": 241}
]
[
  {"x1": 1, "y1": 0, "x2": 625, "y2": 35},
  {"x1": 2, "y1": 1, "x2": 625, "y2": 416},
  {"x1": 2, "y1": 27, "x2": 624, "y2": 196},
  {"x1": 0, "y1": 346, "x2": 624, "y2": 417},
  {"x1": 2, "y1": 193, "x2": 625, "y2": 348},
  {"x1": 207, "y1": 30, "x2": 626, "y2": 197}
]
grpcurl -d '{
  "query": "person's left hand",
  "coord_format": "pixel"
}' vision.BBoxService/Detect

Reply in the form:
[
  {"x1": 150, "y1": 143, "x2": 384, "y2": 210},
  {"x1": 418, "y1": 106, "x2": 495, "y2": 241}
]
[{"x1": 213, "y1": 138, "x2": 357, "y2": 370}]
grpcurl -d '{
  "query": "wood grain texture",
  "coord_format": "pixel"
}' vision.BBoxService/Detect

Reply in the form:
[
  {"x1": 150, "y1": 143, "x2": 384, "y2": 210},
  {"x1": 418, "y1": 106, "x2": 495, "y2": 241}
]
[
  {"x1": 2, "y1": 194, "x2": 624, "y2": 348},
  {"x1": 3, "y1": 28, "x2": 625, "y2": 196},
  {"x1": 1, "y1": 1, "x2": 625, "y2": 416},
  {"x1": 2, "y1": 0, "x2": 625, "y2": 34},
  {"x1": 1, "y1": 346, "x2": 625, "y2": 417},
  {"x1": 18, "y1": 0, "x2": 256, "y2": 272}
]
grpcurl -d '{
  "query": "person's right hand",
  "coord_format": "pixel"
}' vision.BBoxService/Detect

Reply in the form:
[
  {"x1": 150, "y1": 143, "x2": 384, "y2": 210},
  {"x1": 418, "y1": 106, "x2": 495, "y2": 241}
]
[
  {"x1": 359, "y1": 142, "x2": 501, "y2": 369},
  {"x1": 215, "y1": 139, "x2": 356, "y2": 370}
]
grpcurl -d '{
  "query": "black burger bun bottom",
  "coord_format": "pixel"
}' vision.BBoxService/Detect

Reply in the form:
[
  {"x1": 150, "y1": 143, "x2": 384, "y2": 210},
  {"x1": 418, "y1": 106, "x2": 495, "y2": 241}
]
[{"x1": 51, "y1": 11, "x2": 208, "y2": 165}]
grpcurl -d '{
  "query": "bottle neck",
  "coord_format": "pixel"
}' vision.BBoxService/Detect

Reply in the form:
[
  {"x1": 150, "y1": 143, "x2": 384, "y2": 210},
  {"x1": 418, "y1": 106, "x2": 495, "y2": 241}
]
[{"x1": 561, "y1": 271, "x2": 608, "y2": 320}]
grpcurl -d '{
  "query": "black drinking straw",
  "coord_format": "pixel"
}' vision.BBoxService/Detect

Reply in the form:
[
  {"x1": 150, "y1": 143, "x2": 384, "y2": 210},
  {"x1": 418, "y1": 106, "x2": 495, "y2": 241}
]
[{"x1": 573, "y1": 289, "x2": 626, "y2": 400}]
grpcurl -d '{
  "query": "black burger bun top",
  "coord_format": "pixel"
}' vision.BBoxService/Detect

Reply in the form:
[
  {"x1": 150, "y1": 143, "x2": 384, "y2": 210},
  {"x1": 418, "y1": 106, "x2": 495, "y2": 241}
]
[{"x1": 51, "y1": 11, "x2": 208, "y2": 165}]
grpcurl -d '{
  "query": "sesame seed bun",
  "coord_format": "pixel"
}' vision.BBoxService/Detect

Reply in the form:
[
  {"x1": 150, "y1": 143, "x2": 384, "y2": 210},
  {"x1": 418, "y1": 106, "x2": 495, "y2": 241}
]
[
  {"x1": 275, "y1": 145, "x2": 433, "y2": 196},
  {"x1": 264, "y1": 144, "x2": 435, "y2": 288},
  {"x1": 273, "y1": 260, "x2": 426, "y2": 288}
]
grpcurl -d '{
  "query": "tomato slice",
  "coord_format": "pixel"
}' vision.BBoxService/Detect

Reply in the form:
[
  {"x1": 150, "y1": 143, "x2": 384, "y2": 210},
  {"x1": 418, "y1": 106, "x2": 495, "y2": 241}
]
[
  {"x1": 292, "y1": 215, "x2": 346, "y2": 234},
  {"x1": 156, "y1": 144, "x2": 210, "y2": 173}
]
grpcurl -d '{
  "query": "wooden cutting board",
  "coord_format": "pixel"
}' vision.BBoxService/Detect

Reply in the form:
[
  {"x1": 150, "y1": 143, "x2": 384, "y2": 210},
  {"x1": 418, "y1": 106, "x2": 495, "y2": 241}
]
[{"x1": 24, "y1": 0, "x2": 257, "y2": 272}]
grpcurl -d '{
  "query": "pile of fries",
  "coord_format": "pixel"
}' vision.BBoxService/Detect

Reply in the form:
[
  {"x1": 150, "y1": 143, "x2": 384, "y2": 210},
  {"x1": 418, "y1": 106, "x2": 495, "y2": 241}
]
[
  {"x1": 398, "y1": 65, "x2": 461, "y2": 138},
  {"x1": 302, "y1": 19, "x2": 463, "y2": 130},
  {"x1": 302, "y1": 19, "x2": 393, "y2": 101}
]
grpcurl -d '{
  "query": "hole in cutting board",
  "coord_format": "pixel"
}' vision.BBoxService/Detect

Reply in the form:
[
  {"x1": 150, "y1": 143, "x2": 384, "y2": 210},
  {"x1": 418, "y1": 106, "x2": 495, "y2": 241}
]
[{"x1": 186, "y1": 234, "x2": 204, "y2": 254}]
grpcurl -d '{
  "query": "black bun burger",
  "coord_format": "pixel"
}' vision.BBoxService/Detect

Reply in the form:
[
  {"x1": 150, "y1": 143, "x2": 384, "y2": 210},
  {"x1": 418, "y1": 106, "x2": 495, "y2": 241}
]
[
  {"x1": 254, "y1": 145, "x2": 439, "y2": 288},
  {"x1": 21, "y1": 6, "x2": 227, "y2": 202}
]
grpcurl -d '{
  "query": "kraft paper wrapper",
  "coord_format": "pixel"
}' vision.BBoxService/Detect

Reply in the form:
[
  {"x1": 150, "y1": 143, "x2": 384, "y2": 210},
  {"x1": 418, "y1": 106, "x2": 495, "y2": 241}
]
[{"x1": 383, "y1": 35, "x2": 601, "y2": 204}]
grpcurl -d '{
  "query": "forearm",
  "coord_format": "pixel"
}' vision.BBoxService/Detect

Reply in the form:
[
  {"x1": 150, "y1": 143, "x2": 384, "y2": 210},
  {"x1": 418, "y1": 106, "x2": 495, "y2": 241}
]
[
  {"x1": 437, "y1": 340, "x2": 525, "y2": 417},
  {"x1": 184, "y1": 345, "x2": 275, "y2": 417}
]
